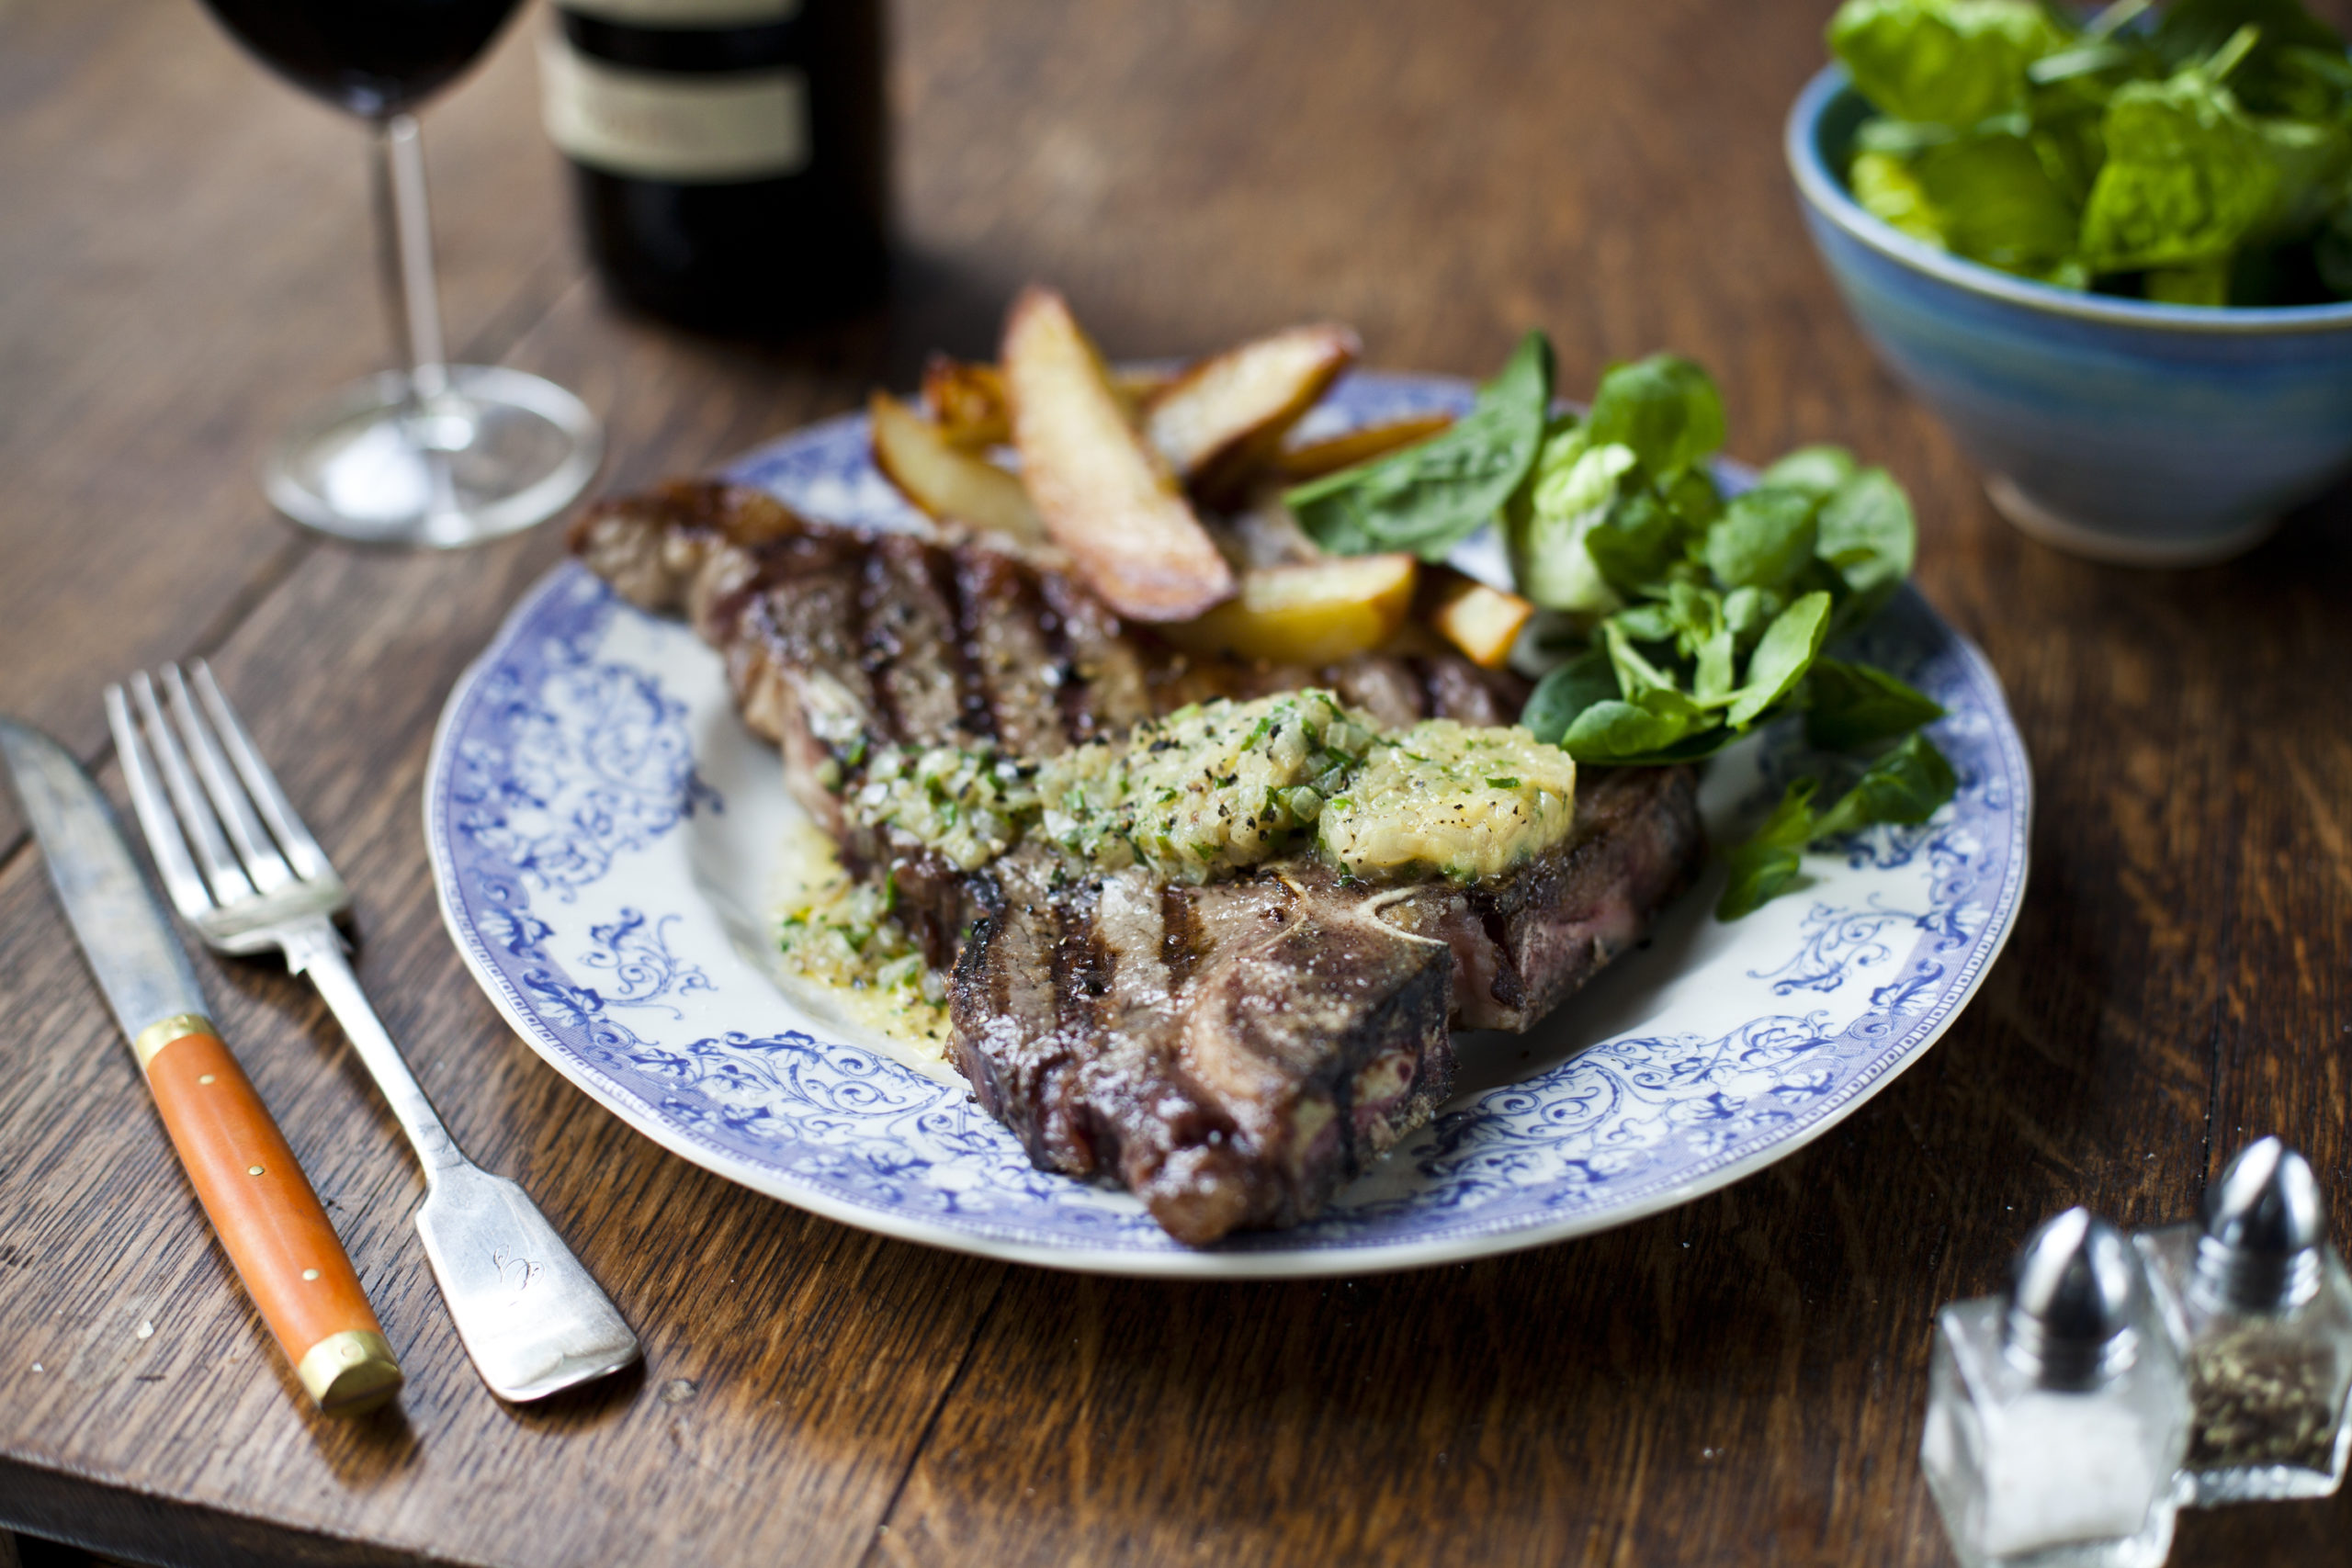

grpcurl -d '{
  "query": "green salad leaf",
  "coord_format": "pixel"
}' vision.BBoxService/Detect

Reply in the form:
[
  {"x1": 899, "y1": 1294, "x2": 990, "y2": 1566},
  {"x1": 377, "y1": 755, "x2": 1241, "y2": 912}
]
[
  {"x1": 1804, "y1": 658, "x2": 1948, "y2": 749},
  {"x1": 1829, "y1": 0, "x2": 2070, "y2": 130},
  {"x1": 2081, "y1": 71, "x2": 2281, "y2": 271},
  {"x1": 1717, "y1": 780, "x2": 1823, "y2": 920},
  {"x1": 1582, "y1": 354, "x2": 1726, "y2": 478},
  {"x1": 1829, "y1": 0, "x2": 2352, "y2": 306},
  {"x1": 1287, "y1": 331, "x2": 1554, "y2": 561},
  {"x1": 2152, "y1": 0, "x2": 2348, "y2": 116},
  {"x1": 1297, "y1": 336, "x2": 1947, "y2": 918},
  {"x1": 1716, "y1": 734, "x2": 1960, "y2": 919}
]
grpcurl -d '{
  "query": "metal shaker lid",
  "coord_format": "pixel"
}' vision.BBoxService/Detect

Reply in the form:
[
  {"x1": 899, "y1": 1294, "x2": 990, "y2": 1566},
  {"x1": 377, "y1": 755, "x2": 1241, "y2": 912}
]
[
  {"x1": 2004, "y1": 1208, "x2": 2142, "y2": 1390},
  {"x1": 2194, "y1": 1137, "x2": 2326, "y2": 1313}
]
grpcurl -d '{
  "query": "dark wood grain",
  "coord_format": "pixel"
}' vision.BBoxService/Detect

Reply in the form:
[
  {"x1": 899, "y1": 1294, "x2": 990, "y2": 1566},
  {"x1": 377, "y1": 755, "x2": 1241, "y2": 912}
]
[{"x1": 4, "y1": 0, "x2": 2350, "y2": 1564}]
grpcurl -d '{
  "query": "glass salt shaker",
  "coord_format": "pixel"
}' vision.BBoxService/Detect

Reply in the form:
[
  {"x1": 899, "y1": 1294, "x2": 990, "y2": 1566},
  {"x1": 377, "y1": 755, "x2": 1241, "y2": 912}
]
[
  {"x1": 2135, "y1": 1137, "x2": 2352, "y2": 1505},
  {"x1": 1921, "y1": 1208, "x2": 2188, "y2": 1568}
]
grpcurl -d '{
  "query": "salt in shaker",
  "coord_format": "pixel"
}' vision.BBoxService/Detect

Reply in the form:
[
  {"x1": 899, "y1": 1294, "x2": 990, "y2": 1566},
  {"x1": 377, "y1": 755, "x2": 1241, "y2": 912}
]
[
  {"x1": 1921, "y1": 1208, "x2": 2188, "y2": 1568},
  {"x1": 2135, "y1": 1137, "x2": 2352, "y2": 1505}
]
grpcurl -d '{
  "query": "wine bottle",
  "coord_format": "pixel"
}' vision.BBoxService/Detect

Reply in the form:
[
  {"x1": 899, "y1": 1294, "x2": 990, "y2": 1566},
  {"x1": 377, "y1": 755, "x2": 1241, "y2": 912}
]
[{"x1": 538, "y1": 0, "x2": 887, "y2": 333}]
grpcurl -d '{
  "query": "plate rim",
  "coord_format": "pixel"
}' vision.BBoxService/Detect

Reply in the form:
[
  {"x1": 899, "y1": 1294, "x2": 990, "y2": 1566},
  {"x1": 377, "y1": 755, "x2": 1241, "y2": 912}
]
[{"x1": 424, "y1": 383, "x2": 2032, "y2": 1279}]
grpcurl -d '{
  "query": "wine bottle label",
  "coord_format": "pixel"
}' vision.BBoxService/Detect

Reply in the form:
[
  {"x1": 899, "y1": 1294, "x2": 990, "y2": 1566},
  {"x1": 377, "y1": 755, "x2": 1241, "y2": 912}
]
[
  {"x1": 561, "y1": 0, "x2": 799, "y2": 23},
  {"x1": 538, "y1": 31, "x2": 809, "y2": 183}
]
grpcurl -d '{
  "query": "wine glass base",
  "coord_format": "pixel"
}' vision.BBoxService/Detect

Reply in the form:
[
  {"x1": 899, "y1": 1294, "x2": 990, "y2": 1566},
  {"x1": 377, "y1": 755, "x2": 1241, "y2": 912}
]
[{"x1": 263, "y1": 365, "x2": 602, "y2": 548}]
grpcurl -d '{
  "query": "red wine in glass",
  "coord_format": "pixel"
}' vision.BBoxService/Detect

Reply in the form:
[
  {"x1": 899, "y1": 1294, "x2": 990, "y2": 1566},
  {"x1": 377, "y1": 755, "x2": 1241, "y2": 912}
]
[{"x1": 195, "y1": 0, "x2": 601, "y2": 547}]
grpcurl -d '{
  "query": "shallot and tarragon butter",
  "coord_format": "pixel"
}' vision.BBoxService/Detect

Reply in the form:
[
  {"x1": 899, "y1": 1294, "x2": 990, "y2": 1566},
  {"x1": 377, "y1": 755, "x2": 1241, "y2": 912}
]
[{"x1": 841, "y1": 689, "x2": 1579, "y2": 887}]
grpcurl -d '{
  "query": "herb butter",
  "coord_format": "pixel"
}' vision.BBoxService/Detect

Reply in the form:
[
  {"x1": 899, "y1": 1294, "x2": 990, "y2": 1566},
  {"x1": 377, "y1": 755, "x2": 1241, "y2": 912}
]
[
  {"x1": 1317, "y1": 720, "x2": 1577, "y2": 882},
  {"x1": 841, "y1": 690, "x2": 1577, "y2": 887}
]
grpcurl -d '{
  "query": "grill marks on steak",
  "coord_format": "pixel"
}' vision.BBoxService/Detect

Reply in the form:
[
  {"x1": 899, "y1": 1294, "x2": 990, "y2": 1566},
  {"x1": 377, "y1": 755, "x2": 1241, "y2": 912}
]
[
  {"x1": 951, "y1": 853, "x2": 1456, "y2": 1243},
  {"x1": 571, "y1": 479, "x2": 1707, "y2": 1244}
]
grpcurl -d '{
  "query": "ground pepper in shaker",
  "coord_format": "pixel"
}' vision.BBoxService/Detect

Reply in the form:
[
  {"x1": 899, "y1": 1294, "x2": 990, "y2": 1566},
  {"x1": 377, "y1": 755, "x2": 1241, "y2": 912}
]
[
  {"x1": 1921, "y1": 1208, "x2": 2188, "y2": 1568},
  {"x1": 2134, "y1": 1137, "x2": 2352, "y2": 1505}
]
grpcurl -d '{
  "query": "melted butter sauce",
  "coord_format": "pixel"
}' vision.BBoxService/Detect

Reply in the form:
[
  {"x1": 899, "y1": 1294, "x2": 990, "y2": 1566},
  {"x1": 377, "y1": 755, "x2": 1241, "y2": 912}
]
[{"x1": 769, "y1": 817, "x2": 953, "y2": 1062}]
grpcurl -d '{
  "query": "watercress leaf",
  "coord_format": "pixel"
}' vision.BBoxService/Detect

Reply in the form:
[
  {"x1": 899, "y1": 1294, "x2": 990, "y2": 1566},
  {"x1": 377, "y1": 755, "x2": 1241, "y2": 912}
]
[
  {"x1": 1520, "y1": 649, "x2": 1620, "y2": 746},
  {"x1": 1726, "y1": 591, "x2": 1834, "y2": 728},
  {"x1": 1560, "y1": 699, "x2": 1690, "y2": 762},
  {"x1": 1813, "y1": 731, "x2": 1961, "y2": 839},
  {"x1": 1827, "y1": 0, "x2": 2071, "y2": 130},
  {"x1": 1288, "y1": 329, "x2": 1554, "y2": 559},
  {"x1": 1661, "y1": 466, "x2": 1726, "y2": 532},
  {"x1": 2082, "y1": 73, "x2": 2280, "y2": 272},
  {"x1": 1705, "y1": 486, "x2": 1822, "y2": 591},
  {"x1": 1585, "y1": 355, "x2": 1727, "y2": 478},
  {"x1": 1815, "y1": 465, "x2": 1917, "y2": 623},
  {"x1": 1600, "y1": 616, "x2": 1681, "y2": 701},
  {"x1": 1759, "y1": 445, "x2": 1859, "y2": 499},
  {"x1": 1804, "y1": 657, "x2": 1949, "y2": 750},
  {"x1": 1664, "y1": 580, "x2": 1725, "y2": 654},
  {"x1": 1585, "y1": 485, "x2": 1689, "y2": 592},
  {"x1": 1722, "y1": 584, "x2": 1780, "y2": 647},
  {"x1": 1717, "y1": 779, "x2": 1823, "y2": 920},
  {"x1": 1610, "y1": 602, "x2": 1678, "y2": 644},
  {"x1": 1694, "y1": 626, "x2": 1740, "y2": 705}
]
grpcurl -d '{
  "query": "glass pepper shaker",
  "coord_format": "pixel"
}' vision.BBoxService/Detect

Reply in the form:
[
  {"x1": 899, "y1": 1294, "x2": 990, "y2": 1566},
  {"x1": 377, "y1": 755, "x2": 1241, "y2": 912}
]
[
  {"x1": 2135, "y1": 1137, "x2": 2352, "y2": 1505},
  {"x1": 1921, "y1": 1208, "x2": 2188, "y2": 1568}
]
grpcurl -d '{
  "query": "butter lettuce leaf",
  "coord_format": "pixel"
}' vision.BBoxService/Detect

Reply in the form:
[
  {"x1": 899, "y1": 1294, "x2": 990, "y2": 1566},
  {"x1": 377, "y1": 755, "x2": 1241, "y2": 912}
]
[
  {"x1": 2082, "y1": 73, "x2": 2281, "y2": 271},
  {"x1": 1829, "y1": 0, "x2": 2072, "y2": 130}
]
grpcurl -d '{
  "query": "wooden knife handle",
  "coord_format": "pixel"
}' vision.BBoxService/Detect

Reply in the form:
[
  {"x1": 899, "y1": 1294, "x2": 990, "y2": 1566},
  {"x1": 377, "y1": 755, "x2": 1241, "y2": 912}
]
[{"x1": 136, "y1": 1015, "x2": 402, "y2": 1416}]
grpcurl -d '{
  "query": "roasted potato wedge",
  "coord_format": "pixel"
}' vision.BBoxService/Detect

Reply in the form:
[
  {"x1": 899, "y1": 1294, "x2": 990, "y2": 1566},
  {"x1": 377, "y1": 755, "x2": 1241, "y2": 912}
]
[
  {"x1": 869, "y1": 392, "x2": 1046, "y2": 545},
  {"x1": 1419, "y1": 564, "x2": 1534, "y2": 670},
  {"x1": 1273, "y1": 412, "x2": 1454, "y2": 482},
  {"x1": 1161, "y1": 553, "x2": 1419, "y2": 665},
  {"x1": 1143, "y1": 324, "x2": 1360, "y2": 506},
  {"x1": 921, "y1": 357, "x2": 1013, "y2": 449},
  {"x1": 925, "y1": 354, "x2": 1175, "y2": 450},
  {"x1": 1002, "y1": 287, "x2": 1235, "y2": 623}
]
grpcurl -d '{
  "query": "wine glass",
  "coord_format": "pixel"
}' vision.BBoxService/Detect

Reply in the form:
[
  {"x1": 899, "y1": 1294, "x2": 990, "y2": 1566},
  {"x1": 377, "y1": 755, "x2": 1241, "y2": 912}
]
[{"x1": 195, "y1": 0, "x2": 601, "y2": 547}]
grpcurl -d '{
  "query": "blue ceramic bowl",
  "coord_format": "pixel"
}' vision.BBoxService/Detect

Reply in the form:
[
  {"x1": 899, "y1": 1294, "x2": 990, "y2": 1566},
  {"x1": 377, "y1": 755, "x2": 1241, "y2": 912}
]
[{"x1": 1787, "y1": 65, "x2": 2352, "y2": 565}]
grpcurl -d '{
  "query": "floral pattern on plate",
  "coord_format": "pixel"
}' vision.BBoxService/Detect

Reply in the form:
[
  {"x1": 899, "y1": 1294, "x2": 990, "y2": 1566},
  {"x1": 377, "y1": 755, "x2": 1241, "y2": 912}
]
[{"x1": 424, "y1": 372, "x2": 2030, "y2": 1275}]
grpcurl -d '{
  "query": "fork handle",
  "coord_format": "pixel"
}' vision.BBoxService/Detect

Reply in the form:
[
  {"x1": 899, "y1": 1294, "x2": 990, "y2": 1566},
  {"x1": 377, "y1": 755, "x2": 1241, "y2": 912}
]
[
  {"x1": 138, "y1": 1017, "x2": 402, "y2": 1415},
  {"x1": 281, "y1": 919, "x2": 466, "y2": 1174}
]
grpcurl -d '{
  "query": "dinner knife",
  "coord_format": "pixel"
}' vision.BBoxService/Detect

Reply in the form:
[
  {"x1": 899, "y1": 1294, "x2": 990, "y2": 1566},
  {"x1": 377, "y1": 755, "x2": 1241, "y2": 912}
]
[{"x1": 0, "y1": 717, "x2": 401, "y2": 1416}]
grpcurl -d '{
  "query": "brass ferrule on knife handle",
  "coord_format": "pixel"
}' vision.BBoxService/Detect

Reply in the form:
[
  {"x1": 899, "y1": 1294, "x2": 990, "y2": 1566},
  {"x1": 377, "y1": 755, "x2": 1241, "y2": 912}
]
[{"x1": 137, "y1": 1016, "x2": 404, "y2": 1416}]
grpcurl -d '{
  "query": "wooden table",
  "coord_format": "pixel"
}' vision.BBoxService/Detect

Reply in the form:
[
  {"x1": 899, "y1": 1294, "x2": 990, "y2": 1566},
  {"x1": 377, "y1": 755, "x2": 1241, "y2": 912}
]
[{"x1": 4, "y1": 1, "x2": 2348, "y2": 1562}]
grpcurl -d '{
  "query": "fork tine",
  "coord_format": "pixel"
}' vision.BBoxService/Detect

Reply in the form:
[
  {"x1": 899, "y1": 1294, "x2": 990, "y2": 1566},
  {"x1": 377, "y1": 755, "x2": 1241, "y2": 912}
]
[
  {"x1": 189, "y1": 660, "x2": 334, "y2": 884},
  {"x1": 130, "y1": 670, "x2": 257, "y2": 907},
  {"x1": 106, "y1": 682, "x2": 217, "y2": 920},
  {"x1": 162, "y1": 663, "x2": 294, "y2": 895}
]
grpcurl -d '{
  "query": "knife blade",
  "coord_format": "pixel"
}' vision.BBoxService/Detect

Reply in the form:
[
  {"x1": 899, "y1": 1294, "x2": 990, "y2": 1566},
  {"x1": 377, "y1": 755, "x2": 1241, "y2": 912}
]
[{"x1": 0, "y1": 717, "x2": 401, "y2": 1416}]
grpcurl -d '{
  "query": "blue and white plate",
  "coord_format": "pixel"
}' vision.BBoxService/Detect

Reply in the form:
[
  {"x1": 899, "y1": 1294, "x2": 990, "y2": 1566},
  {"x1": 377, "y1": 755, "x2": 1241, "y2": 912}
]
[{"x1": 424, "y1": 372, "x2": 2030, "y2": 1277}]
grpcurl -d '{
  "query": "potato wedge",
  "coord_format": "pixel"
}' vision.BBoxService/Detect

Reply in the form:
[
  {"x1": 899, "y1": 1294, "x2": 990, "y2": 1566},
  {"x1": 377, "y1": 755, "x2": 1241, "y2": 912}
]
[
  {"x1": 1143, "y1": 324, "x2": 1360, "y2": 506},
  {"x1": 1162, "y1": 553, "x2": 1419, "y2": 665},
  {"x1": 921, "y1": 357, "x2": 1012, "y2": 449},
  {"x1": 1419, "y1": 564, "x2": 1534, "y2": 670},
  {"x1": 1273, "y1": 412, "x2": 1455, "y2": 482},
  {"x1": 869, "y1": 392, "x2": 1046, "y2": 545},
  {"x1": 1002, "y1": 286, "x2": 1235, "y2": 623},
  {"x1": 925, "y1": 354, "x2": 1177, "y2": 450}
]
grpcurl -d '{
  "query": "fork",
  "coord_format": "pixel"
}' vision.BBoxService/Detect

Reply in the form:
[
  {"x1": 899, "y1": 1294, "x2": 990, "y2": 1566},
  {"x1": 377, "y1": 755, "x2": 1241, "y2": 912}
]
[{"x1": 106, "y1": 660, "x2": 640, "y2": 1404}]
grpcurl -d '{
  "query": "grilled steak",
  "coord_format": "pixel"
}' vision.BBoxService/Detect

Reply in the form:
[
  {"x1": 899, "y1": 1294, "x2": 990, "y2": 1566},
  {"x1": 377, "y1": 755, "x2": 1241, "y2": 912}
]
[{"x1": 573, "y1": 479, "x2": 1704, "y2": 1243}]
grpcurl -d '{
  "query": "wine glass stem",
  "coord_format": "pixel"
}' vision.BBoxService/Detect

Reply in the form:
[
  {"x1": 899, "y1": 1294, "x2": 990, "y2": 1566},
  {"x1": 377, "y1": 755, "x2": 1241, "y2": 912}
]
[{"x1": 372, "y1": 113, "x2": 450, "y2": 406}]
